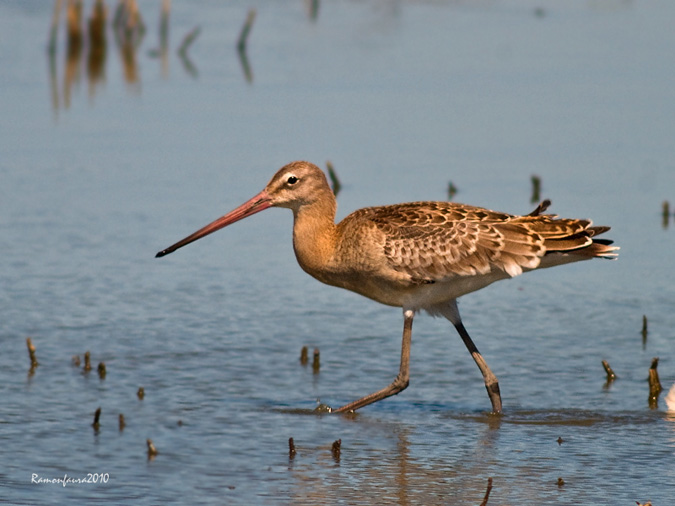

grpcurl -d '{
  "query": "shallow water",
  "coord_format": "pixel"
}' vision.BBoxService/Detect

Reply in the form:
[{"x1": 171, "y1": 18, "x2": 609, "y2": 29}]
[{"x1": 2, "y1": 1, "x2": 675, "y2": 504}]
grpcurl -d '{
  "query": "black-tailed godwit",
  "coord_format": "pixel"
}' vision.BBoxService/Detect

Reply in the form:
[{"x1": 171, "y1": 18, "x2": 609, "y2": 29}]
[{"x1": 157, "y1": 161, "x2": 618, "y2": 414}]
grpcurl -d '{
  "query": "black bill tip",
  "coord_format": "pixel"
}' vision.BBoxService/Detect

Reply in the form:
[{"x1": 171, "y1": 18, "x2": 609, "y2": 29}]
[{"x1": 155, "y1": 249, "x2": 169, "y2": 258}]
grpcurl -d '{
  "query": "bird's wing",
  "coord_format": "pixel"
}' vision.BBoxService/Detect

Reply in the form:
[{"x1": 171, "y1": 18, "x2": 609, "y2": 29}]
[{"x1": 356, "y1": 201, "x2": 593, "y2": 282}]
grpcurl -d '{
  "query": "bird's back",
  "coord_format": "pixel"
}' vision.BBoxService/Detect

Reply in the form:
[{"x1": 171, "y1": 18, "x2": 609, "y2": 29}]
[{"x1": 331, "y1": 200, "x2": 616, "y2": 304}]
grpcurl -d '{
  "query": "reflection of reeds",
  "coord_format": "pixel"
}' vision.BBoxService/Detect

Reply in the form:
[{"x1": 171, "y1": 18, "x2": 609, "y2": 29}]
[
  {"x1": 159, "y1": 0, "x2": 170, "y2": 77},
  {"x1": 305, "y1": 0, "x2": 320, "y2": 21},
  {"x1": 178, "y1": 26, "x2": 200, "y2": 55},
  {"x1": 47, "y1": 0, "x2": 196, "y2": 109},
  {"x1": 67, "y1": 0, "x2": 84, "y2": 56},
  {"x1": 114, "y1": 0, "x2": 145, "y2": 87},
  {"x1": 64, "y1": 0, "x2": 84, "y2": 108},
  {"x1": 113, "y1": 0, "x2": 145, "y2": 44},
  {"x1": 148, "y1": 0, "x2": 172, "y2": 77},
  {"x1": 48, "y1": 0, "x2": 63, "y2": 56},
  {"x1": 178, "y1": 26, "x2": 202, "y2": 77},
  {"x1": 237, "y1": 9, "x2": 256, "y2": 53},
  {"x1": 87, "y1": 0, "x2": 107, "y2": 96},
  {"x1": 160, "y1": 0, "x2": 170, "y2": 48},
  {"x1": 237, "y1": 9, "x2": 256, "y2": 83},
  {"x1": 177, "y1": 26, "x2": 200, "y2": 78},
  {"x1": 49, "y1": 0, "x2": 111, "y2": 111}
]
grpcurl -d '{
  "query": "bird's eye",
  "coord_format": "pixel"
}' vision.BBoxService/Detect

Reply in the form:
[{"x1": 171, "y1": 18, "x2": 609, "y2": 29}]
[{"x1": 286, "y1": 175, "x2": 299, "y2": 185}]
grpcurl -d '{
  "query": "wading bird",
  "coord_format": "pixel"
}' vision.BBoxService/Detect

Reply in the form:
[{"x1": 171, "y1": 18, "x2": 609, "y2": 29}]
[{"x1": 156, "y1": 161, "x2": 618, "y2": 414}]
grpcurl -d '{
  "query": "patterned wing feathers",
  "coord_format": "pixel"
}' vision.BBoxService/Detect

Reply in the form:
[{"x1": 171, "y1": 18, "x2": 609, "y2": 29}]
[{"x1": 353, "y1": 200, "x2": 617, "y2": 284}]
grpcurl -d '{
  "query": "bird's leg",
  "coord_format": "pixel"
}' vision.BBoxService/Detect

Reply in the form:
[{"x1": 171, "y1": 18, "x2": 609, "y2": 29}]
[
  {"x1": 332, "y1": 310, "x2": 413, "y2": 414},
  {"x1": 453, "y1": 321, "x2": 502, "y2": 414}
]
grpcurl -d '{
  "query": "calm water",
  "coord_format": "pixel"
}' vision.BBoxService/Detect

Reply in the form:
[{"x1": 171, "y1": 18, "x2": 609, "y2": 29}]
[{"x1": 2, "y1": 1, "x2": 674, "y2": 504}]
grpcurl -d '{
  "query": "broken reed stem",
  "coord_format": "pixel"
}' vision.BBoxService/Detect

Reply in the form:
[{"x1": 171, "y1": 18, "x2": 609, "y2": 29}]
[
  {"x1": 649, "y1": 357, "x2": 661, "y2": 386},
  {"x1": 326, "y1": 161, "x2": 341, "y2": 196},
  {"x1": 300, "y1": 346, "x2": 308, "y2": 365},
  {"x1": 92, "y1": 407, "x2": 101, "y2": 430},
  {"x1": 237, "y1": 8, "x2": 256, "y2": 52},
  {"x1": 312, "y1": 348, "x2": 320, "y2": 373},
  {"x1": 602, "y1": 360, "x2": 616, "y2": 382},
  {"x1": 479, "y1": 477, "x2": 493, "y2": 506},
  {"x1": 119, "y1": 413, "x2": 126, "y2": 431},
  {"x1": 331, "y1": 439, "x2": 341, "y2": 460},
  {"x1": 26, "y1": 338, "x2": 39, "y2": 369},
  {"x1": 288, "y1": 437, "x2": 296, "y2": 458},
  {"x1": 83, "y1": 351, "x2": 92, "y2": 372},
  {"x1": 147, "y1": 438, "x2": 158, "y2": 458},
  {"x1": 648, "y1": 357, "x2": 662, "y2": 409},
  {"x1": 137, "y1": 387, "x2": 145, "y2": 400},
  {"x1": 97, "y1": 361, "x2": 107, "y2": 379},
  {"x1": 641, "y1": 314, "x2": 648, "y2": 340},
  {"x1": 447, "y1": 181, "x2": 458, "y2": 201},
  {"x1": 530, "y1": 175, "x2": 541, "y2": 203}
]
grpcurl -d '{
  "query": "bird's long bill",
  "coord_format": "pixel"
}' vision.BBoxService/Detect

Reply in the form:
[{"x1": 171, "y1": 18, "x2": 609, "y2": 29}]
[{"x1": 155, "y1": 190, "x2": 271, "y2": 258}]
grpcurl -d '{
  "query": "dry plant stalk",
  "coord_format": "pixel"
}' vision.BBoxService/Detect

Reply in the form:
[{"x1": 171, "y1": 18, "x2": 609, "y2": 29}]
[
  {"x1": 147, "y1": 438, "x2": 158, "y2": 458},
  {"x1": 26, "y1": 338, "x2": 39, "y2": 369},
  {"x1": 479, "y1": 477, "x2": 493, "y2": 506},
  {"x1": 648, "y1": 357, "x2": 662, "y2": 408},
  {"x1": 92, "y1": 407, "x2": 101, "y2": 431},
  {"x1": 312, "y1": 348, "x2": 320, "y2": 374},
  {"x1": 331, "y1": 439, "x2": 341, "y2": 461},
  {"x1": 602, "y1": 360, "x2": 616, "y2": 381},
  {"x1": 326, "y1": 161, "x2": 341, "y2": 196}
]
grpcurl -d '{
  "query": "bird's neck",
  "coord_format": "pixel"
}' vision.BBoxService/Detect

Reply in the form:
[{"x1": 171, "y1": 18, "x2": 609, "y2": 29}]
[{"x1": 291, "y1": 193, "x2": 339, "y2": 280}]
